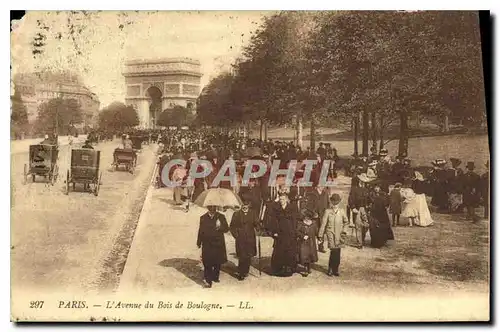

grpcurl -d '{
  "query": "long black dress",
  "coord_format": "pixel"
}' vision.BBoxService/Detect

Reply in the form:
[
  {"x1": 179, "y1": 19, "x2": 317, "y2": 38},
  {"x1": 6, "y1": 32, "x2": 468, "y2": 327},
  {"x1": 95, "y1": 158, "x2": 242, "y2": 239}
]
[
  {"x1": 369, "y1": 192, "x2": 394, "y2": 248},
  {"x1": 270, "y1": 203, "x2": 299, "y2": 276}
]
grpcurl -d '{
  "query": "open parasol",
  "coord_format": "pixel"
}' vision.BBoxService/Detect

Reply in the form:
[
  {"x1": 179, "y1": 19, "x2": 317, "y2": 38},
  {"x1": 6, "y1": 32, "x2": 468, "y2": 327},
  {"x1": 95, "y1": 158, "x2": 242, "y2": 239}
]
[{"x1": 194, "y1": 188, "x2": 243, "y2": 208}]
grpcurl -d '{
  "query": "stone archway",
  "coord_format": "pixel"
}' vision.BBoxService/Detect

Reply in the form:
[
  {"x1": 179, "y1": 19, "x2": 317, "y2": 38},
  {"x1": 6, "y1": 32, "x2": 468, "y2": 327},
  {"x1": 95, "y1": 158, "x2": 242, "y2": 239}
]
[{"x1": 146, "y1": 86, "x2": 162, "y2": 128}]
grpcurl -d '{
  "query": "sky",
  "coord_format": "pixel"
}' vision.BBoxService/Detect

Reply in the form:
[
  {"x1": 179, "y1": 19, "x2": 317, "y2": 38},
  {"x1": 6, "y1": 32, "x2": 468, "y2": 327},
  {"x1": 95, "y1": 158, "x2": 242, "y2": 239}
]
[{"x1": 11, "y1": 11, "x2": 272, "y2": 108}]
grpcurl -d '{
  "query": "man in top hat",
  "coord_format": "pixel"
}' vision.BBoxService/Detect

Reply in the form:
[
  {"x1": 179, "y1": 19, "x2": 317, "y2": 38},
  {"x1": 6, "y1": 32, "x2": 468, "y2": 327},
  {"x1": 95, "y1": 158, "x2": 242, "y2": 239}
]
[
  {"x1": 480, "y1": 160, "x2": 489, "y2": 219},
  {"x1": 197, "y1": 205, "x2": 229, "y2": 288},
  {"x1": 230, "y1": 196, "x2": 259, "y2": 281},
  {"x1": 462, "y1": 161, "x2": 481, "y2": 222},
  {"x1": 316, "y1": 142, "x2": 326, "y2": 161},
  {"x1": 447, "y1": 158, "x2": 464, "y2": 213}
]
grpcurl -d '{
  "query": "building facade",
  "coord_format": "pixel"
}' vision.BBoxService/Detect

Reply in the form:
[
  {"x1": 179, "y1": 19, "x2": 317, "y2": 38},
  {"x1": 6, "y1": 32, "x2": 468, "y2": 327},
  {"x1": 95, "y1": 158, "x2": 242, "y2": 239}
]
[
  {"x1": 123, "y1": 57, "x2": 202, "y2": 128},
  {"x1": 13, "y1": 71, "x2": 100, "y2": 127}
]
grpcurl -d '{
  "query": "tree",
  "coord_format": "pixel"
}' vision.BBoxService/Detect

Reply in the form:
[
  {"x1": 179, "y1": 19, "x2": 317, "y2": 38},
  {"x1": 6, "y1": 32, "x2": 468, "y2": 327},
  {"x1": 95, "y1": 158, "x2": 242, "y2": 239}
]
[
  {"x1": 11, "y1": 88, "x2": 29, "y2": 139},
  {"x1": 157, "y1": 106, "x2": 195, "y2": 127},
  {"x1": 98, "y1": 102, "x2": 139, "y2": 132},
  {"x1": 34, "y1": 97, "x2": 83, "y2": 135}
]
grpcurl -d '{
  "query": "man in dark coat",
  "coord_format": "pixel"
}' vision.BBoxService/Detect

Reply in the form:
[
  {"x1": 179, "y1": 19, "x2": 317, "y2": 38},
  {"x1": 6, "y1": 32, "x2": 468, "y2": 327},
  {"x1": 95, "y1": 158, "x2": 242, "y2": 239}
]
[
  {"x1": 305, "y1": 185, "x2": 330, "y2": 252},
  {"x1": 480, "y1": 161, "x2": 489, "y2": 219},
  {"x1": 230, "y1": 197, "x2": 259, "y2": 281},
  {"x1": 462, "y1": 162, "x2": 481, "y2": 222},
  {"x1": 238, "y1": 179, "x2": 262, "y2": 216},
  {"x1": 270, "y1": 192, "x2": 299, "y2": 277},
  {"x1": 197, "y1": 206, "x2": 229, "y2": 288}
]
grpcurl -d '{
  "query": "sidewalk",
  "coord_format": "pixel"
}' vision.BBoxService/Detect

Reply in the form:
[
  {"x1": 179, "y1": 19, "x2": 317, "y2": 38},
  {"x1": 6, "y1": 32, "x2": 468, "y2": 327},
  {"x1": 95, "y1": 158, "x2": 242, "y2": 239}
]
[
  {"x1": 118, "y1": 175, "x2": 428, "y2": 294},
  {"x1": 10, "y1": 135, "x2": 87, "y2": 155}
]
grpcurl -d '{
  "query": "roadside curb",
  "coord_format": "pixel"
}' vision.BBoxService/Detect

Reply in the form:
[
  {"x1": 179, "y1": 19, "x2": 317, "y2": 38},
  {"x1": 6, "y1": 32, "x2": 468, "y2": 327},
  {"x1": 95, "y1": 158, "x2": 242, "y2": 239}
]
[{"x1": 116, "y1": 153, "x2": 158, "y2": 292}]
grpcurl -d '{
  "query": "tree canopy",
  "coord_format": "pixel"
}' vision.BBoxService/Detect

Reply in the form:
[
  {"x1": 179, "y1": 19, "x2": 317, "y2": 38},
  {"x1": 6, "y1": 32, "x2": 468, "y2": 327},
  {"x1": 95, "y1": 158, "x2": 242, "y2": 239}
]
[
  {"x1": 34, "y1": 97, "x2": 83, "y2": 135},
  {"x1": 157, "y1": 105, "x2": 196, "y2": 127},
  {"x1": 98, "y1": 102, "x2": 139, "y2": 132},
  {"x1": 196, "y1": 11, "x2": 486, "y2": 155}
]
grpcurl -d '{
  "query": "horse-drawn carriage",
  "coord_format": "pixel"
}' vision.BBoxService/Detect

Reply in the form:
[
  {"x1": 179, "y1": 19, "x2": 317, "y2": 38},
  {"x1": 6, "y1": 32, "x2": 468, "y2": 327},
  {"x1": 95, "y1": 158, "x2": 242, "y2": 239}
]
[
  {"x1": 130, "y1": 136, "x2": 143, "y2": 151},
  {"x1": 112, "y1": 148, "x2": 137, "y2": 173},
  {"x1": 23, "y1": 144, "x2": 59, "y2": 185},
  {"x1": 65, "y1": 149, "x2": 102, "y2": 196}
]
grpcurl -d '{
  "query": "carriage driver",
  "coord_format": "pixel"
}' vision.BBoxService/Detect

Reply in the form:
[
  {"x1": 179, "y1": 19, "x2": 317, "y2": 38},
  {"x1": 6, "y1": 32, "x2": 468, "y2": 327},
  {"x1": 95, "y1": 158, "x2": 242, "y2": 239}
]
[
  {"x1": 82, "y1": 140, "x2": 94, "y2": 149},
  {"x1": 123, "y1": 135, "x2": 133, "y2": 150}
]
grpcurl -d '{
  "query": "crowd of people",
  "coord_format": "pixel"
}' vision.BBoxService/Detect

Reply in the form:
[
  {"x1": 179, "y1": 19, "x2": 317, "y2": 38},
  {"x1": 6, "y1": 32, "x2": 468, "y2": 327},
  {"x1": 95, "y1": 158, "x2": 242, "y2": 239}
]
[{"x1": 85, "y1": 127, "x2": 489, "y2": 288}]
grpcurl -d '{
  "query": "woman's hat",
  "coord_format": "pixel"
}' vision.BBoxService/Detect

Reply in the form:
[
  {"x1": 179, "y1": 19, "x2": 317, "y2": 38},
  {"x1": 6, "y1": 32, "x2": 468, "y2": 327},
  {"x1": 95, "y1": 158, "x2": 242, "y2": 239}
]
[
  {"x1": 330, "y1": 193, "x2": 342, "y2": 205},
  {"x1": 432, "y1": 159, "x2": 447, "y2": 167},
  {"x1": 394, "y1": 182, "x2": 402, "y2": 188},
  {"x1": 357, "y1": 173, "x2": 374, "y2": 183},
  {"x1": 379, "y1": 148, "x2": 388, "y2": 156},
  {"x1": 368, "y1": 160, "x2": 378, "y2": 167},
  {"x1": 414, "y1": 171, "x2": 424, "y2": 181}
]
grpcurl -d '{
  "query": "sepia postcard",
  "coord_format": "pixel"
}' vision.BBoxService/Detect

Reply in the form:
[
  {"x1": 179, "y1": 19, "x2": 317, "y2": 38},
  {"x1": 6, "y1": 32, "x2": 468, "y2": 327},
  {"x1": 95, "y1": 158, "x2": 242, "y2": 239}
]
[{"x1": 10, "y1": 10, "x2": 490, "y2": 322}]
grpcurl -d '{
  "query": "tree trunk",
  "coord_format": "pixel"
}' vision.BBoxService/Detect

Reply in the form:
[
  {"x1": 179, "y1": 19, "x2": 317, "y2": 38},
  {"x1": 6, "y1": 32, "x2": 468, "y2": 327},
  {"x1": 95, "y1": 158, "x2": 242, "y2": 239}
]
[
  {"x1": 415, "y1": 111, "x2": 421, "y2": 129},
  {"x1": 379, "y1": 113, "x2": 385, "y2": 150},
  {"x1": 264, "y1": 120, "x2": 268, "y2": 141},
  {"x1": 259, "y1": 119, "x2": 263, "y2": 141},
  {"x1": 296, "y1": 112, "x2": 303, "y2": 149},
  {"x1": 443, "y1": 114, "x2": 450, "y2": 133},
  {"x1": 362, "y1": 109, "x2": 369, "y2": 156},
  {"x1": 353, "y1": 113, "x2": 359, "y2": 157},
  {"x1": 398, "y1": 110, "x2": 409, "y2": 157},
  {"x1": 371, "y1": 111, "x2": 377, "y2": 153},
  {"x1": 310, "y1": 115, "x2": 316, "y2": 152}
]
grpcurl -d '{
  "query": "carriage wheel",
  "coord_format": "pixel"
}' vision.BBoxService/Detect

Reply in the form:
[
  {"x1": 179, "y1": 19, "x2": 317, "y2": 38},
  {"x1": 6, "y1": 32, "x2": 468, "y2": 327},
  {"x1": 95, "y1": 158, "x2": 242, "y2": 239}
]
[
  {"x1": 94, "y1": 172, "x2": 102, "y2": 196},
  {"x1": 64, "y1": 170, "x2": 70, "y2": 195},
  {"x1": 22, "y1": 164, "x2": 28, "y2": 185},
  {"x1": 51, "y1": 165, "x2": 59, "y2": 186}
]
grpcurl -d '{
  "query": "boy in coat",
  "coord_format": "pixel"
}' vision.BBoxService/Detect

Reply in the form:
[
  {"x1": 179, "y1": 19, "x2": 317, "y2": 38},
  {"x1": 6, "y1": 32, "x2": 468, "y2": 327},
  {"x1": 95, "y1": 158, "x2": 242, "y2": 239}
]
[
  {"x1": 230, "y1": 197, "x2": 259, "y2": 281},
  {"x1": 389, "y1": 183, "x2": 402, "y2": 227},
  {"x1": 197, "y1": 205, "x2": 229, "y2": 288},
  {"x1": 318, "y1": 193, "x2": 349, "y2": 277},
  {"x1": 297, "y1": 209, "x2": 319, "y2": 277}
]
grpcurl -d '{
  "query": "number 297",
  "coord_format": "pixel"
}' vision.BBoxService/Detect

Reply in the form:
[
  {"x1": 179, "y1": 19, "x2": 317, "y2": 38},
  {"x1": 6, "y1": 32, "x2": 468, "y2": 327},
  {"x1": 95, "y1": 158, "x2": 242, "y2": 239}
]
[{"x1": 30, "y1": 301, "x2": 44, "y2": 309}]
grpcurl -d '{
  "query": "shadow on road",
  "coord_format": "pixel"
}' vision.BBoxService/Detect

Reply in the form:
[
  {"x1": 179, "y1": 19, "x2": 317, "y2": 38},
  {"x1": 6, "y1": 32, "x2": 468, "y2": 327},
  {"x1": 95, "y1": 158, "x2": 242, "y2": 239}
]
[
  {"x1": 250, "y1": 256, "x2": 272, "y2": 276},
  {"x1": 158, "y1": 258, "x2": 205, "y2": 287}
]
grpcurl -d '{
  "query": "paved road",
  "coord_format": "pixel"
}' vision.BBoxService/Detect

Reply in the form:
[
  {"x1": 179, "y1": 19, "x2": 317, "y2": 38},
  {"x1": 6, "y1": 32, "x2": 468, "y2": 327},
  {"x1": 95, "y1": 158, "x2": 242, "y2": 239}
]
[{"x1": 11, "y1": 140, "x2": 158, "y2": 297}]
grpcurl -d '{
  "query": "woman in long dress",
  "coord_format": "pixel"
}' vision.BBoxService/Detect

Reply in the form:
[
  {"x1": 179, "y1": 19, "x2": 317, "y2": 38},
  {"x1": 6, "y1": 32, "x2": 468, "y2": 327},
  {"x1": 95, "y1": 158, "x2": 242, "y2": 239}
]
[{"x1": 400, "y1": 177, "x2": 434, "y2": 227}]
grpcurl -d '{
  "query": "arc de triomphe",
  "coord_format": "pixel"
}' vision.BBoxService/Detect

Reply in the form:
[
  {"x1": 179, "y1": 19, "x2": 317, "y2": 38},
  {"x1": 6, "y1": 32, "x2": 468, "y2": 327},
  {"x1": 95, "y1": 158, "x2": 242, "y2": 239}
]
[{"x1": 123, "y1": 57, "x2": 202, "y2": 128}]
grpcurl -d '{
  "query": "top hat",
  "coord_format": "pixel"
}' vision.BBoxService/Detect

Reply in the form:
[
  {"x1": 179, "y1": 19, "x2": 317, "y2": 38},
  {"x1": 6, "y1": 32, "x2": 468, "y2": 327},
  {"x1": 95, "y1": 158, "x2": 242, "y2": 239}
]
[
  {"x1": 466, "y1": 161, "x2": 475, "y2": 170},
  {"x1": 450, "y1": 158, "x2": 461, "y2": 167},
  {"x1": 330, "y1": 193, "x2": 342, "y2": 205}
]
